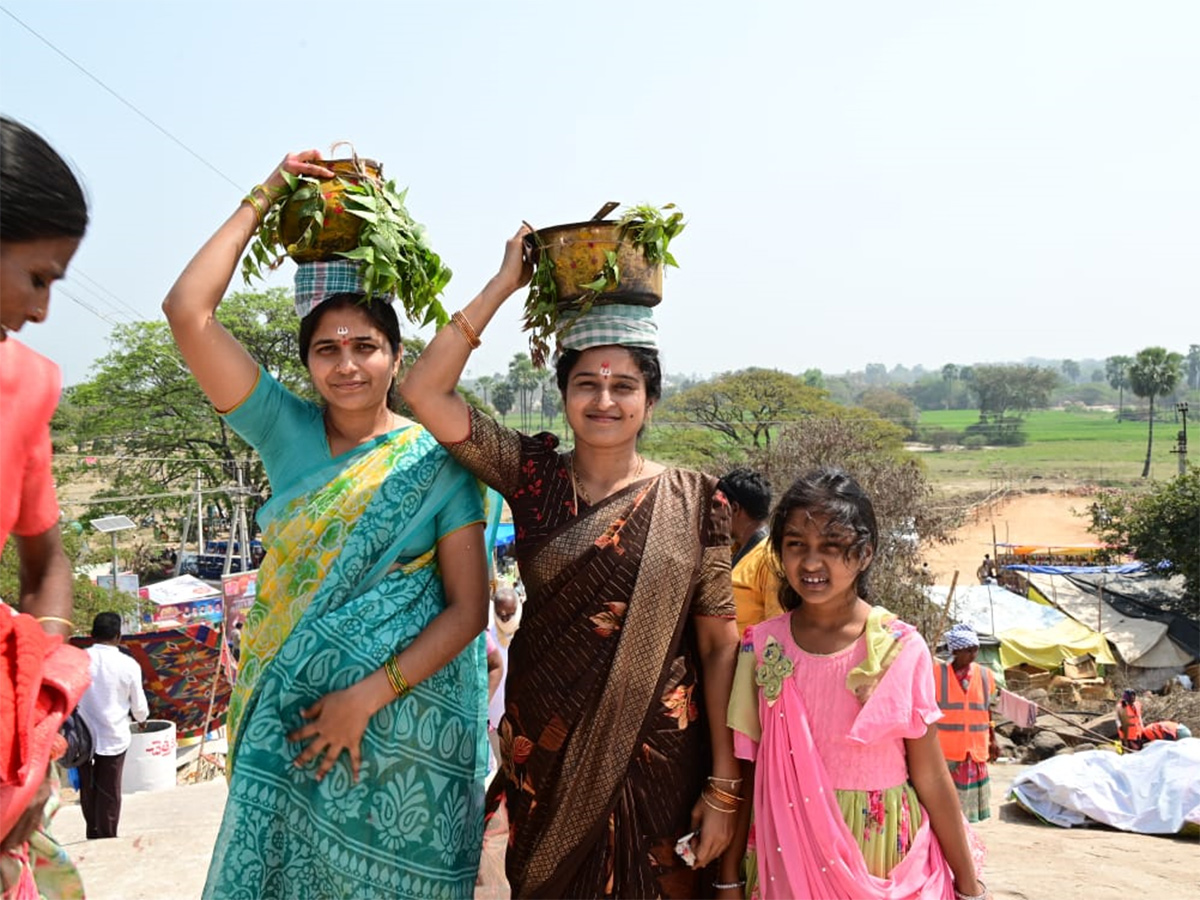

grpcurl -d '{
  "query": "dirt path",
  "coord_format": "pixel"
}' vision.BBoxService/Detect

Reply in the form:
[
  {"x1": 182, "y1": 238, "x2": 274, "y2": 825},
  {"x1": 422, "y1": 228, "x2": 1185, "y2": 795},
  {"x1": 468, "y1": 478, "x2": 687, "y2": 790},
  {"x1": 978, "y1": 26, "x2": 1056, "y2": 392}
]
[
  {"x1": 49, "y1": 765, "x2": 1194, "y2": 900},
  {"x1": 923, "y1": 492, "x2": 1100, "y2": 587}
]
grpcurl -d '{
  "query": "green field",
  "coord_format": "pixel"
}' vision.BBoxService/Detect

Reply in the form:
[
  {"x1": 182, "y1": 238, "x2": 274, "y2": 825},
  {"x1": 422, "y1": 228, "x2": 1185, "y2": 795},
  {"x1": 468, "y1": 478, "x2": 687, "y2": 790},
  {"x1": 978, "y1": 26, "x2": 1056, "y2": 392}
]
[{"x1": 915, "y1": 409, "x2": 1185, "y2": 489}]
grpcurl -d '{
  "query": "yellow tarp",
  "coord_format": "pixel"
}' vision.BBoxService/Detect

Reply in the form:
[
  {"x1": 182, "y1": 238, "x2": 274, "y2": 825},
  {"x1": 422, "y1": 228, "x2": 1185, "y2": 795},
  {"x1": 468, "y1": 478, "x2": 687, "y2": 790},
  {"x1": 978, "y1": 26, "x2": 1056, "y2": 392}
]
[{"x1": 997, "y1": 617, "x2": 1118, "y2": 671}]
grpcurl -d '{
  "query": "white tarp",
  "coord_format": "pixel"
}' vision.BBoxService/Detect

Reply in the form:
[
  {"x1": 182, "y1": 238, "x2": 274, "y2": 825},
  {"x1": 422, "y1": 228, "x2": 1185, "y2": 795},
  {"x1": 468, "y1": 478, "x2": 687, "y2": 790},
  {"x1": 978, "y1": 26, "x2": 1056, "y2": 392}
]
[
  {"x1": 1024, "y1": 573, "x2": 1192, "y2": 669},
  {"x1": 140, "y1": 574, "x2": 220, "y2": 605},
  {"x1": 1010, "y1": 739, "x2": 1200, "y2": 833},
  {"x1": 929, "y1": 584, "x2": 1068, "y2": 635}
]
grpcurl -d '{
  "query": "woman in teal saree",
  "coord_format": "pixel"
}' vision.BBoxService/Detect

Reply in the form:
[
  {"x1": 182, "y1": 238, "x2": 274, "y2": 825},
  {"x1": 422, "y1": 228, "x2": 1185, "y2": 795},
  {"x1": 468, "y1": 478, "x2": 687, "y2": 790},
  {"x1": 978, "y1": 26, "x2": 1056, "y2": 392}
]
[{"x1": 164, "y1": 150, "x2": 491, "y2": 899}]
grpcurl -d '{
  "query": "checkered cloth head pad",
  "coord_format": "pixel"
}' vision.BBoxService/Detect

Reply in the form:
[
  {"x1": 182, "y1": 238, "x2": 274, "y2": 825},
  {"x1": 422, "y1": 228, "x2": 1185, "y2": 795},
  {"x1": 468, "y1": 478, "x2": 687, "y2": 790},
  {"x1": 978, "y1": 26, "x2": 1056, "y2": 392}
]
[
  {"x1": 555, "y1": 303, "x2": 658, "y2": 353},
  {"x1": 944, "y1": 622, "x2": 980, "y2": 651},
  {"x1": 293, "y1": 259, "x2": 368, "y2": 319}
]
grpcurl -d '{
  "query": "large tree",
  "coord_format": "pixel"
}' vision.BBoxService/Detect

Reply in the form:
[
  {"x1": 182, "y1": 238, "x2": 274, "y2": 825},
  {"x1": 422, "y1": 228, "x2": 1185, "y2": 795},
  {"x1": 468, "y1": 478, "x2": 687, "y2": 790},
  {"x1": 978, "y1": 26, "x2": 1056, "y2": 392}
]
[
  {"x1": 1105, "y1": 355, "x2": 1132, "y2": 422},
  {"x1": 662, "y1": 369, "x2": 841, "y2": 449},
  {"x1": 1187, "y1": 344, "x2": 1200, "y2": 391},
  {"x1": 966, "y1": 365, "x2": 1058, "y2": 442},
  {"x1": 1089, "y1": 466, "x2": 1199, "y2": 608},
  {"x1": 1128, "y1": 346, "x2": 1184, "y2": 478}
]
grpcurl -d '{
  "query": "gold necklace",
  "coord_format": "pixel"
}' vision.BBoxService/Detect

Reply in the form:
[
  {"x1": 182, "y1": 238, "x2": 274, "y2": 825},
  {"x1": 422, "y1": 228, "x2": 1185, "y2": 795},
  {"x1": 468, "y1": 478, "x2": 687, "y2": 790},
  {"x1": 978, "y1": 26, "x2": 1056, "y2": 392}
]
[{"x1": 571, "y1": 452, "x2": 644, "y2": 506}]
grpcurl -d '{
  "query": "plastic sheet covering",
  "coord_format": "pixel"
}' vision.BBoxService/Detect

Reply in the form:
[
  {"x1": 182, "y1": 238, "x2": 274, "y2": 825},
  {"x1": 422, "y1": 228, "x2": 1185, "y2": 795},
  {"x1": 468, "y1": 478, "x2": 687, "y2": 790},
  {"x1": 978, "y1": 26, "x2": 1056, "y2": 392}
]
[{"x1": 1009, "y1": 739, "x2": 1200, "y2": 833}]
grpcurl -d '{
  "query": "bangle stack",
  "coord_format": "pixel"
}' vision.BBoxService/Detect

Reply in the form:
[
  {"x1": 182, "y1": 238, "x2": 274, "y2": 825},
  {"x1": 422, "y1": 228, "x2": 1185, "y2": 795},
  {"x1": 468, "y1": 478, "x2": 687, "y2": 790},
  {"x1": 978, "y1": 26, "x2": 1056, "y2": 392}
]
[
  {"x1": 713, "y1": 880, "x2": 746, "y2": 891},
  {"x1": 241, "y1": 183, "x2": 284, "y2": 225},
  {"x1": 701, "y1": 776, "x2": 744, "y2": 815},
  {"x1": 954, "y1": 881, "x2": 988, "y2": 900},
  {"x1": 383, "y1": 656, "x2": 411, "y2": 699},
  {"x1": 450, "y1": 310, "x2": 482, "y2": 349}
]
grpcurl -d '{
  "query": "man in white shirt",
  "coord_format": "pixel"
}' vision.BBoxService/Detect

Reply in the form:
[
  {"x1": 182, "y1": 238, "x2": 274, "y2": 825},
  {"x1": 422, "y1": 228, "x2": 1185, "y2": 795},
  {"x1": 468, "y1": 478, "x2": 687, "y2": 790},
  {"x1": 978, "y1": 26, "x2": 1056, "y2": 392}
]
[{"x1": 76, "y1": 612, "x2": 149, "y2": 839}]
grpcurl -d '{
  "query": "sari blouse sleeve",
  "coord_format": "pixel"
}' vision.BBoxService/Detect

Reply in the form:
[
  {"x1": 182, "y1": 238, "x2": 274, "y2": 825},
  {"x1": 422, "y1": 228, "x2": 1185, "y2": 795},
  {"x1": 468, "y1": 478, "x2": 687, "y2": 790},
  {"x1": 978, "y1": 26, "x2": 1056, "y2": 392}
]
[
  {"x1": 727, "y1": 626, "x2": 761, "y2": 760},
  {"x1": 433, "y1": 459, "x2": 486, "y2": 539},
  {"x1": 441, "y1": 406, "x2": 558, "y2": 499},
  {"x1": 691, "y1": 481, "x2": 735, "y2": 618},
  {"x1": 221, "y1": 366, "x2": 326, "y2": 489}
]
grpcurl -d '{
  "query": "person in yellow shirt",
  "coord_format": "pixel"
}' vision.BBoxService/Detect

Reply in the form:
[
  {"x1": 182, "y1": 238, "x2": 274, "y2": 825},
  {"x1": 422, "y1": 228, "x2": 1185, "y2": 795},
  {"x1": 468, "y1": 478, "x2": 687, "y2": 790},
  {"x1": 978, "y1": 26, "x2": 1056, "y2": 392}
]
[
  {"x1": 731, "y1": 538, "x2": 785, "y2": 637},
  {"x1": 717, "y1": 469, "x2": 781, "y2": 637}
]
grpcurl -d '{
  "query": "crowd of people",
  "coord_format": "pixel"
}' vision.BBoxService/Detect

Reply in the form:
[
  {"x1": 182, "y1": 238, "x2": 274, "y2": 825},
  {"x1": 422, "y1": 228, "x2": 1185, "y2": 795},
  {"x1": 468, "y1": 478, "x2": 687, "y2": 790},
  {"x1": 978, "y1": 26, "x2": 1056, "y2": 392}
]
[{"x1": 0, "y1": 133, "x2": 1021, "y2": 900}]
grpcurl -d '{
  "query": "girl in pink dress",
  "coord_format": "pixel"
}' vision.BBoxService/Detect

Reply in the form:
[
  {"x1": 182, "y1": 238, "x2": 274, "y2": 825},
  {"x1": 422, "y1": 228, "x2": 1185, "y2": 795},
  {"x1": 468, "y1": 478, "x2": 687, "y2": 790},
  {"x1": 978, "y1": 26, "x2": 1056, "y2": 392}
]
[{"x1": 720, "y1": 468, "x2": 986, "y2": 900}]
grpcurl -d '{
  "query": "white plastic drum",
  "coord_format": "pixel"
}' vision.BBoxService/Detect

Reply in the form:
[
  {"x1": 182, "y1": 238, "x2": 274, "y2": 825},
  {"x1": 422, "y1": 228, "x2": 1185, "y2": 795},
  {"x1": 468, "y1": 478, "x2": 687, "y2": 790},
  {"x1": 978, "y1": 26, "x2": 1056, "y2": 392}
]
[{"x1": 122, "y1": 720, "x2": 177, "y2": 793}]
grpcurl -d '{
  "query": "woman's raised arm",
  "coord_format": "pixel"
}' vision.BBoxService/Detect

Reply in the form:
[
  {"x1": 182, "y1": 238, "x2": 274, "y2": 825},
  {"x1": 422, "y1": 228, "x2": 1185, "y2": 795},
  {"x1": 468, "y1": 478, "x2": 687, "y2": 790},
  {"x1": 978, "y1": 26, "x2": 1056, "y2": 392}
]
[
  {"x1": 162, "y1": 151, "x2": 334, "y2": 412},
  {"x1": 398, "y1": 226, "x2": 531, "y2": 442}
]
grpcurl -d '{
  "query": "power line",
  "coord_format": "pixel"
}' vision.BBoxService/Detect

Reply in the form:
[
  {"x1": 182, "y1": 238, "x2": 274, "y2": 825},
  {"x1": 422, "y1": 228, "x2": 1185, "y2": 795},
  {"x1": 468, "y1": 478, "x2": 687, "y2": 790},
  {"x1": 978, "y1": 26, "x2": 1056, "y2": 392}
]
[
  {"x1": 56, "y1": 285, "x2": 123, "y2": 329},
  {"x1": 0, "y1": 5, "x2": 241, "y2": 190},
  {"x1": 72, "y1": 268, "x2": 146, "y2": 321}
]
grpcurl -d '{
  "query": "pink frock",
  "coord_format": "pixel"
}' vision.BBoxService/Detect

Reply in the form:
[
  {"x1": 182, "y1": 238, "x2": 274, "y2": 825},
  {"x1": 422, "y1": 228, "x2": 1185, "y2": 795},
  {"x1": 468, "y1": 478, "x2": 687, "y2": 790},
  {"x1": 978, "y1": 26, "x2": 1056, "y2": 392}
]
[{"x1": 729, "y1": 607, "x2": 958, "y2": 899}]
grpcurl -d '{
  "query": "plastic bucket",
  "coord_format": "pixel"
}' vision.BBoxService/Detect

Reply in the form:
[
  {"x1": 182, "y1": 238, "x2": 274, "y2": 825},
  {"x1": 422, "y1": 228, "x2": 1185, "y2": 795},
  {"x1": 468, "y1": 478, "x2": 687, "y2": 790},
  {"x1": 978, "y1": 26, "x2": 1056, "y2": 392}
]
[{"x1": 123, "y1": 720, "x2": 177, "y2": 793}]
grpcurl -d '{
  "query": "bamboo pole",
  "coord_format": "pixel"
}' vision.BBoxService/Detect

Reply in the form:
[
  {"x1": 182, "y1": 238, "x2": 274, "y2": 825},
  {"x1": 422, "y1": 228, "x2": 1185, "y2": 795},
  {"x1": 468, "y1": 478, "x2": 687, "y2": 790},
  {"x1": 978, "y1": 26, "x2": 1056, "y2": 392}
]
[{"x1": 934, "y1": 571, "x2": 960, "y2": 641}]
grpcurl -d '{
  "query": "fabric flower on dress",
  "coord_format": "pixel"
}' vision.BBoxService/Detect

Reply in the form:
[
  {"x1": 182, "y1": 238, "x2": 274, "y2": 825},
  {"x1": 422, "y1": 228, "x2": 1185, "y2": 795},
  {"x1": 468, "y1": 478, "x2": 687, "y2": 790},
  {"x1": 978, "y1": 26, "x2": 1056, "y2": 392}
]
[{"x1": 754, "y1": 636, "x2": 795, "y2": 706}]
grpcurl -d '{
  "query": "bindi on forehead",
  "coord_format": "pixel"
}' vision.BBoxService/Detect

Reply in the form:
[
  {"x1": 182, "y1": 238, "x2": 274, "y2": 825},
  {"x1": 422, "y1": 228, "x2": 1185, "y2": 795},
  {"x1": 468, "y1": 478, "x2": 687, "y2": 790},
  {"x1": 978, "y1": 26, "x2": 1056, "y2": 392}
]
[{"x1": 599, "y1": 360, "x2": 612, "y2": 379}]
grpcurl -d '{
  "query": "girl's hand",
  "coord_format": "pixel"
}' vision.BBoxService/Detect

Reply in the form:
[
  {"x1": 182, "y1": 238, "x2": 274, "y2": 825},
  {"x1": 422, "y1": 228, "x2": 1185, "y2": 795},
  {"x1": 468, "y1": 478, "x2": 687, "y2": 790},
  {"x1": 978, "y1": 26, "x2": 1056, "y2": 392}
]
[
  {"x1": 287, "y1": 678, "x2": 378, "y2": 782},
  {"x1": 688, "y1": 793, "x2": 736, "y2": 868},
  {"x1": 261, "y1": 149, "x2": 337, "y2": 197},
  {"x1": 491, "y1": 224, "x2": 534, "y2": 296}
]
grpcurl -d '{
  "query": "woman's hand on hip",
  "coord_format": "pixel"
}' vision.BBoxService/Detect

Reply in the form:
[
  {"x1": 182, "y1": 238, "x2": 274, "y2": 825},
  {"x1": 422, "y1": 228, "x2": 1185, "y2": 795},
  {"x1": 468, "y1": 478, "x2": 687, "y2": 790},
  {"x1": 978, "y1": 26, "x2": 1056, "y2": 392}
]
[
  {"x1": 287, "y1": 675, "x2": 387, "y2": 782},
  {"x1": 689, "y1": 792, "x2": 737, "y2": 868}
]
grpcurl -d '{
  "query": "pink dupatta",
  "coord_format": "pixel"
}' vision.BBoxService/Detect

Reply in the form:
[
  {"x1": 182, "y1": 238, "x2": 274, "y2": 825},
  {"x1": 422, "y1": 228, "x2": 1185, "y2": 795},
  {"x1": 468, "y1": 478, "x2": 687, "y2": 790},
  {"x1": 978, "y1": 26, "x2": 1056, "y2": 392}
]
[{"x1": 750, "y1": 612, "x2": 956, "y2": 899}]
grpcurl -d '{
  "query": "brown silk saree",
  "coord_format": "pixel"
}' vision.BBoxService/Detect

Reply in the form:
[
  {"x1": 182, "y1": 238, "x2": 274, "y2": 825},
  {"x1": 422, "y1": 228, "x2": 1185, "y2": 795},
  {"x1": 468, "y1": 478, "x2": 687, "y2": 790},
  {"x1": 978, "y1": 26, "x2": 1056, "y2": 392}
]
[{"x1": 445, "y1": 409, "x2": 734, "y2": 898}]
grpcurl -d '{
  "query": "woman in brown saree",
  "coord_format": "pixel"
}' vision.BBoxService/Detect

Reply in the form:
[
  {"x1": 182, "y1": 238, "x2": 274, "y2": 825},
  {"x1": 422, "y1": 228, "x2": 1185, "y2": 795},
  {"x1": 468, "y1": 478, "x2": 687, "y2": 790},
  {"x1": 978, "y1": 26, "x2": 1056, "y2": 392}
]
[{"x1": 401, "y1": 227, "x2": 741, "y2": 898}]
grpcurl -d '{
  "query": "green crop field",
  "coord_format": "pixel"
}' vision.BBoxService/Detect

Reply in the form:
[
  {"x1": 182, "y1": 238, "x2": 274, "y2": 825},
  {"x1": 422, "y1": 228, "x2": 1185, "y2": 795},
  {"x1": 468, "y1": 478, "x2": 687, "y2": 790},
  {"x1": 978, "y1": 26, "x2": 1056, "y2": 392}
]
[{"x1": 915, "y1": 409, "x2": 1186, "y2": 490}]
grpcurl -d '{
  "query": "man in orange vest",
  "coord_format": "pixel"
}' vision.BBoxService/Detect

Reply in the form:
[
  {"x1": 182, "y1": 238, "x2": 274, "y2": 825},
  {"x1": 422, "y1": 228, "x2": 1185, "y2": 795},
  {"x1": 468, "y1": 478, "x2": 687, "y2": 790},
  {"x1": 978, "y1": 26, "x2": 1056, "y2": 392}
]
[
  {"x1": 1116, "y1": 689, "x2": 1144, "y2": 751},
  {"x1": 1137, "y1": 719, "x2": 1192, "y2": 744},
  {"x1": 934, "y1": 623, "x2": 998, "y2": 822}
]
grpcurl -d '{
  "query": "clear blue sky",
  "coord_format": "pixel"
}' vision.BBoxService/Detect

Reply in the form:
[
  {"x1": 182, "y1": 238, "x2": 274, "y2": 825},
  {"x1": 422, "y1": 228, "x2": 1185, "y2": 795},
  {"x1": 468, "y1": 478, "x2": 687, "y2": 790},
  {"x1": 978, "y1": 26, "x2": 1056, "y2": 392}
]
[{"x1": 3, "y1": 1, "x2": 1197, "y2": 386}]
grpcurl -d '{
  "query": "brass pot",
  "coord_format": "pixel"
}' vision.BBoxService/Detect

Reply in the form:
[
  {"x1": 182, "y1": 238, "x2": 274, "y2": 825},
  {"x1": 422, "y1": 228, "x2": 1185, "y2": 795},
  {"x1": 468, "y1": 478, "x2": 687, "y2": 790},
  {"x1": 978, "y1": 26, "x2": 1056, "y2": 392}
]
[
  {"x1": 279, "y1": 158, "x2": 382, "y2": 263},
  {"x1": 533, "y1": 220, "x2": 663, "y2": 310}
]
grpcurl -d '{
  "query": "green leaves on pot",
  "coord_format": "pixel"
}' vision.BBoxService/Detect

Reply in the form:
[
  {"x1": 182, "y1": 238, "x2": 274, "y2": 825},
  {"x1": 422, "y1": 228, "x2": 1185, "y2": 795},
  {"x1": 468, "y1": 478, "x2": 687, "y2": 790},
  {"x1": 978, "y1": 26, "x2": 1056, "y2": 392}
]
[
  {"x1": 240, "y1": 170, "x2": 452, "y2": 328},
  {"x1": 338, "y1": 178, "x2": 452, "y2": 328},
  {"x1": 522, "y1": 203, "x2": 685, "y2": 367},
  {"x1": 617, "y1": 203, "x2": 685, "y2": 269}
]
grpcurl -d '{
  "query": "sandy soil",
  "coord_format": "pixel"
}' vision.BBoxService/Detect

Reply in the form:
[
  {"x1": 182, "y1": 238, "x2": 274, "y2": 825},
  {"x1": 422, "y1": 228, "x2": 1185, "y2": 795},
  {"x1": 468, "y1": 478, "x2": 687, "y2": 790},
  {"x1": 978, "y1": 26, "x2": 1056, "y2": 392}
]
[
  {"x1": 47, "y1": 764, "x2": 1195, "y2": 900},
  {"x1": 923, "y1": 492, "x2": 1100, "y2": 588}
]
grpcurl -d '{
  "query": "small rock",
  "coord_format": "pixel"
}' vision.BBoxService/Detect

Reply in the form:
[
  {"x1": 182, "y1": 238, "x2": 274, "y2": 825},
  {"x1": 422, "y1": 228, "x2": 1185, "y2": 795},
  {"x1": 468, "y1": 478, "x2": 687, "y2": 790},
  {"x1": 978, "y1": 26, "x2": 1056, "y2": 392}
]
[{"x1": 1028, "y1": 731, "x2": 1068, "y2": 760}]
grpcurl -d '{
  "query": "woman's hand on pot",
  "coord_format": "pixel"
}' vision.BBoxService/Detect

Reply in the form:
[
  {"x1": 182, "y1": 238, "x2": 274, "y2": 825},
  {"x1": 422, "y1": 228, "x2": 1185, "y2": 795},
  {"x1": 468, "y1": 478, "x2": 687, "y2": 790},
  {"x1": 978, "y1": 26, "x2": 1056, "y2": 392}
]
[
  {"x1": 261, "y1": 150, "x2": 336, "y2": 196},
  {"x1": 491, "y1": 224, "x2": 534, "y2": 296},
  {"x1": 287, "y1": 678, "x2": 379, "y2": 782}
]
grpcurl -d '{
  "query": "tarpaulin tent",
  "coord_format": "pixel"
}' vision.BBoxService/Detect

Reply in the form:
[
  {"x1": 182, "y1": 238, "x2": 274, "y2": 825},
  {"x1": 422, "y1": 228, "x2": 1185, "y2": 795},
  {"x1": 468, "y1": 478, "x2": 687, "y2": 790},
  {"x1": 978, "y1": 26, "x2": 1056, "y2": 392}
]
[
  {"x1": 928, "y1": 584, "x2": 1115, "y2": 671},
  {"x1": 1019, "y1": 572, "x2": 1193, "y2": 671}
]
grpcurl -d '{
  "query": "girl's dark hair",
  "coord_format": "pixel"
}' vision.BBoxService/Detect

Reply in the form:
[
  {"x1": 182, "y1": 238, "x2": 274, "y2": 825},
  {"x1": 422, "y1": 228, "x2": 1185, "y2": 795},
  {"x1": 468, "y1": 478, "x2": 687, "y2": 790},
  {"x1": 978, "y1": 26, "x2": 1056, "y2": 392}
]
[
  {"x1": 554, "y1": 345, "x2": 663, "y2": 402},
  {"x1": 297, "y1": 293, "x2": 402, "y2": 408},
  {"x1": 0, "y1": 116, "x2": 89, "y2": 242},
  {"x1": 769, "y1": 467, "x2": 879, "y2": 611}
]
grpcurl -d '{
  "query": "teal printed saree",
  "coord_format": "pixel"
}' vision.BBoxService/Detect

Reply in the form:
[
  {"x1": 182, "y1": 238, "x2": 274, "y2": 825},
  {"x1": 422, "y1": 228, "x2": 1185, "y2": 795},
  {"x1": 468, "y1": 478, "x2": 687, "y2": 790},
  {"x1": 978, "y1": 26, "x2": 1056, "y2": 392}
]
[{"x1": 203, "y1": 425, "x2": 488, "y2": 900}]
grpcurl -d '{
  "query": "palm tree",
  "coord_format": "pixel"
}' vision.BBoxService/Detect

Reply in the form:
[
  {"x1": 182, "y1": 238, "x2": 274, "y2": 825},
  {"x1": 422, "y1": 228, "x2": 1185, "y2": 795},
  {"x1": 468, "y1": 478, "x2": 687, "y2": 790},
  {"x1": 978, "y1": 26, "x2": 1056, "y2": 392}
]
[
  {"x1": 1128, "y1": 347, "x2": 1184, "y2": 477},
  {"x1": 475, "y1": 375, "x2": 495, "y2": 410},
  {"x1": 940, "y1": 363, "x2": 958, "y2": 410},
  {"x1": 1105, "y1": 355, "x2": 1132, "y2": 422}
]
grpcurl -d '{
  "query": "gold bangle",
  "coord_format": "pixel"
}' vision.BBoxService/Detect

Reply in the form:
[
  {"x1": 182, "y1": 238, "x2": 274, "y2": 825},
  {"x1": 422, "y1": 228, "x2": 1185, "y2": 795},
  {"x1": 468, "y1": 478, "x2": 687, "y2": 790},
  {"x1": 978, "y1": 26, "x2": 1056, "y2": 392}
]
[
  {"x1": 251, "y1": 182, "x2": 285, "y2": 203},
  {"x1": 242, "y1": 191, "x2": 267, "y2": 223},
  {"x1": 450, "y1": 310, "x2": 482, "y2": 349},
  {"x1": 706, "y1": 784, "x2": 744, "y2": 804},
  {"x1": 36, "y1": 615, "x2": 74, "y2": 629},
  {"x1": 701, "y1": 793, "x2": 737, "y2": 814},
  {"x1": 384, "y1": 656, "x2": 411, "y2": 698}
]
